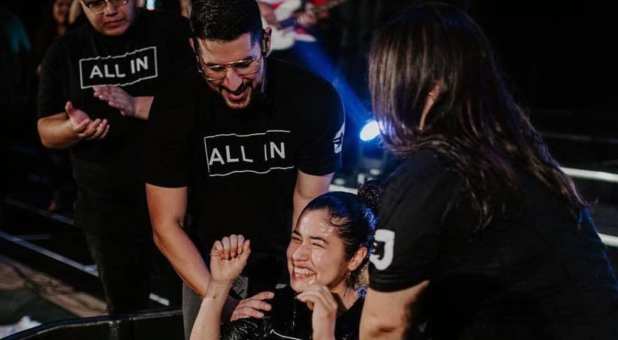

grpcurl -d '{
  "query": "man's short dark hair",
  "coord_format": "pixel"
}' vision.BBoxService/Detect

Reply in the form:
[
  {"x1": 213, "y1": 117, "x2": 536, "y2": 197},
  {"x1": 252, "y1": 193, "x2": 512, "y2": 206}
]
[{"x1": 191, "y1": 0, "x2": 263, "y2": 44}]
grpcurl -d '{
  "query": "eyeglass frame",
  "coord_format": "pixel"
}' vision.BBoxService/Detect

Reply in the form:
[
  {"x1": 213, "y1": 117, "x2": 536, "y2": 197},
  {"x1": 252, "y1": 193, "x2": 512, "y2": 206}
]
[
  {"x1": 191, "y1": 32, "x2": 269, "y2": 83},
  {"x1": 81, "y1": 0, "x2": 129, "y2": 14}
]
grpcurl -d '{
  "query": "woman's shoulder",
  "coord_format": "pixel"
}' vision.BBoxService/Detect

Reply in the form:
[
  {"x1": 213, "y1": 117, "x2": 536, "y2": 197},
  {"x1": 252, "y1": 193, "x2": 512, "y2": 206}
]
[
  {"x1": 392, "y1": 149, "x2": 453, "y2": 180},
  {"x1": 383, "y1": 149, "x2": 461, "y2": 200}
]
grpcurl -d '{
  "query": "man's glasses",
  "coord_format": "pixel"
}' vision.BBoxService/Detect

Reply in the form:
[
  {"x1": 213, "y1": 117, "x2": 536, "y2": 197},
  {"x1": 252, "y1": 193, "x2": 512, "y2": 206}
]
[
  {"x1": 82, "y1": 0, "x2": 129, "y2": 13},
  {"x1": 198, "y1": 54, "x2": 263, "y2": 82},
  {"x1": 192, "y1": 36, "x2": 264, "y2": 82}
]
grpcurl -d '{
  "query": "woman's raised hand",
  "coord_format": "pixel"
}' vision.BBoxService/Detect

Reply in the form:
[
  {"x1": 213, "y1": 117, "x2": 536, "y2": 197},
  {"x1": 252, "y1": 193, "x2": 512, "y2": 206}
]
[{"x1": 209, "y1": 234, "x2": 251, "y2": 284}]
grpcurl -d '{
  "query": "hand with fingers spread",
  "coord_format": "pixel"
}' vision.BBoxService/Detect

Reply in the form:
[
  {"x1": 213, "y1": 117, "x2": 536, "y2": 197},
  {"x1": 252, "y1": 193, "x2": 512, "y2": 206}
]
[
  {"x1": 65, "y1": 101, "x2": 110, "y2": 141},
  {"x1": 93, "y1": 85, "x2": 136, "y2": 117},
  {"x1": 230, "y1": 291, "x2": 274, "y2": 321},
  {"x1": 210, "y1": 234, "x2": 251, "y2": 284},
  {"x1": 296, "y1": 285, "x2": 338, "y2": 340}
]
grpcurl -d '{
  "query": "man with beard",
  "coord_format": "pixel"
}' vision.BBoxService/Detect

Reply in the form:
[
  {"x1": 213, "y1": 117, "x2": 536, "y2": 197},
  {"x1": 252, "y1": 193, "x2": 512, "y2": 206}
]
[
  {"x1": 36, "y1": 0, "x2": 194, "y2": 314},
  {"x1": 144, "y1": 0, "x2": 344, "y2": 336}
]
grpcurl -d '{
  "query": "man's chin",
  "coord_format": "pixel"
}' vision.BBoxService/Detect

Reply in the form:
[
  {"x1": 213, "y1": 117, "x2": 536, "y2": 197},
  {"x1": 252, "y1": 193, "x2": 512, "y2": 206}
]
[
  {"x1": 101, "y1": 22, "x2": 130, "y2": 36},
  {"x1": 224, "y1": 99, "x2": 250, "y2": 109},
  {"x1": 223, "y1": 91, "x2": 252, "y2": 109}
]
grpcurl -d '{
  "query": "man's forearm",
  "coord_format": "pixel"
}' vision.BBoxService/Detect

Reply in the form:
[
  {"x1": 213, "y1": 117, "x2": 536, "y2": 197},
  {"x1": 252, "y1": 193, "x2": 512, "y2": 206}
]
[
  {"x1": 37, "y1": 114, "x2": 80, "y2": 149},
  {"x1": 360, "y1": 317, "x2": 406, "y2": 340},
  {"x1": 153, "y1": 223, "x2": 211, "y2": 296},
  {"x1": 292, "y1": 190, "x2": 312, "y2": 230},
  {"x1": 360, "y1": 283, "x2": 429, "y2": 340},
  {"x1": 360, "y1": 293, "x2": 408, "y2": 340},
  {"x1": 291, "y1": 171, "x2": 333, "y2": 228}
]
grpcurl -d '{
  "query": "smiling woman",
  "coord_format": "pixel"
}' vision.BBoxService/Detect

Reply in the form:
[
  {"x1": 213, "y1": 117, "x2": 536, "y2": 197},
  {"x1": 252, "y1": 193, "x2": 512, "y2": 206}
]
[{"x1": 189, "y1": 190, "x2": 378, "y2": 340}]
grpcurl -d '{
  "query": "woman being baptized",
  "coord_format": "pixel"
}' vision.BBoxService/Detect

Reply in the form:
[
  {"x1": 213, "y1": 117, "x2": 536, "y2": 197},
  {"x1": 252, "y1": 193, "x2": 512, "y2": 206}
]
[{"x1": 190, "y1": 190, "x2": 377, "y2": 340}]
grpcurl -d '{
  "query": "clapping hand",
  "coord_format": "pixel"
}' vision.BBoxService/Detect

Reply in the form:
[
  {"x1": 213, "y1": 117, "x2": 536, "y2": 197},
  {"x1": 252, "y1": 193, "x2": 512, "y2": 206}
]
[
  {"x1": 210, "y1": 234, "x2": 251, "y2": 284},
  {"x1": 65, "y1": 101, "x2": 109, "y2": 140},
  {"x1": 93, "y1": 85, "x2": 136, "y2": 117}
]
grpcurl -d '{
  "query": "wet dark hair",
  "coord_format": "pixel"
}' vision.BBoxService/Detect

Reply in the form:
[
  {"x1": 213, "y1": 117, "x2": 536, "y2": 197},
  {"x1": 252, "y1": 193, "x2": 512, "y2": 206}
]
[
  {"x1": 190, "y1": 0, "x2": 263, "y2": 44},
  {"x1": 369, "y1": 2, "x2": 587, "y2": 229},
  {"x1": 299, "y1": 183, "x2": 380, "y2": 287}
]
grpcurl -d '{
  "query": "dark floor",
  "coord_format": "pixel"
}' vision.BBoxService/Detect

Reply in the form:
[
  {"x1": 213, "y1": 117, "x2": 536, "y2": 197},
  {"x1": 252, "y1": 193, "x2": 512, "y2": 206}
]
[{"x1": 0, "y1": 255, "x2": 106, "y2": 338}]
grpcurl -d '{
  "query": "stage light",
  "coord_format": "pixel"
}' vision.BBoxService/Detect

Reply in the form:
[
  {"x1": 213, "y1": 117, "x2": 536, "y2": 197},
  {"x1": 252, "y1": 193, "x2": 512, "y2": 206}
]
[{"x1": 360, "y1": 120, "x2": 379, "y2": 142}]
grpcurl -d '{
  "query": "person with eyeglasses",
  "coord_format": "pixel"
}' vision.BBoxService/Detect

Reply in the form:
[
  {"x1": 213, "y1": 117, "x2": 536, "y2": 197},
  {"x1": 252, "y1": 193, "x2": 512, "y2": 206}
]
[
  {"x1": 144, "y1": 0, "x2": 345, "y2": 338},
  {"x1": 36, "y1": 0, "x2": 196, "y2": 315}
]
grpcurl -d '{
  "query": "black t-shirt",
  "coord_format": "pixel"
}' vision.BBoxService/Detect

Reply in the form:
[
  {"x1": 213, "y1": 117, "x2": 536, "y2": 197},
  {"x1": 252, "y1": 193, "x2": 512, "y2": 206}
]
[
  {"x1": 145, "y1": 59, "x2": 344, "y2": 277},
  {"x1": 221, "y1": 286, "x2": 363, "y2": 340},
  {"x1": 369, "y1": 149, "x2": 618, "y2": 340},
  {"x1": 37, "y1": 9, "x2": 194, "y2": 192}
]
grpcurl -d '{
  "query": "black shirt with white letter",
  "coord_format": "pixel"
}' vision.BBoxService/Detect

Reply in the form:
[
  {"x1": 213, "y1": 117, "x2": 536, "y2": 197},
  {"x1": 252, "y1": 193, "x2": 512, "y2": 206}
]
[
  {"x1": 369, "y1": 149, "x2": 618, "y2": 340},
  {"x1": 38, "y1": 9, "x2": 194, "y2": 192},
  {"x1": 145, "y1": 59, "x2": 345, "y2": 281}
]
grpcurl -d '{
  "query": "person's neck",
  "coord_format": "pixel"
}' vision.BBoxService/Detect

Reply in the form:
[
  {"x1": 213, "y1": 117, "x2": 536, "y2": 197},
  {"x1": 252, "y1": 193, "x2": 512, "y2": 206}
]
[
  {"x1": 57, "y1": 24, "x2": 67, "y2": 36},
  {"x1": 332, "y1": 285, "x2": 358, "y2": 311}
]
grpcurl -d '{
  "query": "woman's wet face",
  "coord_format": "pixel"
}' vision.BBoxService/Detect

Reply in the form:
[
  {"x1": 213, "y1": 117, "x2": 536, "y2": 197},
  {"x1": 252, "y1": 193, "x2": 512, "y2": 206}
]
[{"x1": 286, "y1": 209, "x2": 351, "y2": 293}]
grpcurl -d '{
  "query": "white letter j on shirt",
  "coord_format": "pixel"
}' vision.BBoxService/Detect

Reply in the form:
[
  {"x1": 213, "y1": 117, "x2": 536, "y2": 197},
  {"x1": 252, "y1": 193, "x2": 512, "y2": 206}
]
[{"x1": 370, "y1": 229, "x2": 395, "y2": 270}]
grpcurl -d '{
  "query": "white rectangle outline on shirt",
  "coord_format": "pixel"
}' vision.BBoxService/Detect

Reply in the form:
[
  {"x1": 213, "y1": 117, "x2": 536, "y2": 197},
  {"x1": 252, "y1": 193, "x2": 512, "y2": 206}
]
[
  {"x1": 203, "y1": 130, "x2": 294, "y2": 177},
  {"x1": 78, "y1": 46, "x2": 159, "y2": 89}
]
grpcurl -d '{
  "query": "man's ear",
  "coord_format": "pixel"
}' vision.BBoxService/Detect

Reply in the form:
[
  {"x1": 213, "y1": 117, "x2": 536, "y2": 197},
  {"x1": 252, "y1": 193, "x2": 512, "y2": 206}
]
[{"x1": 262, "y1": 27, "x2": 272, "y2": 56}]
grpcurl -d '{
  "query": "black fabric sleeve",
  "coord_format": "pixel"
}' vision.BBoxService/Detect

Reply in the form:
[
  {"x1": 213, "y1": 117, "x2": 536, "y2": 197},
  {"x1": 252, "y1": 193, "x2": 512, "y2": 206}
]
[
  {"x1": 143, "y1": 76, "x2": 196, "y2": 187},
  {"x1": 162, "y1": 15, "x2": 196, "y2": 85},
  {"x1": 369, "y1": 154, "x2": 464, "y2": 292},
  {"x1": 295, "y1": 79, "x2": 345, "y2": 176},
  {"x1": 221, "y1": 317, "x2": 265, "y2": 340},
  {"x1": 37, "y1": 40, "x2": 68, "y2": 118}
]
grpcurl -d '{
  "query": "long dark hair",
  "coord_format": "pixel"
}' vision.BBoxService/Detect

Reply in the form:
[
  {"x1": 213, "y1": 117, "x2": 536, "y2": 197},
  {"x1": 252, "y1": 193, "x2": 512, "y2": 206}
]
[
  {"x1": 369, "y1": 2, "x2": 587, "y2": 228},
  {"x1": 300, "y1": 186, "x2": 379, "y2": 287}
]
